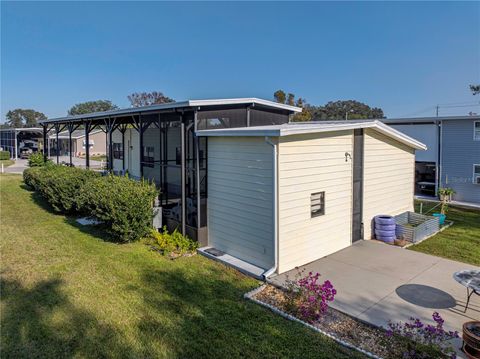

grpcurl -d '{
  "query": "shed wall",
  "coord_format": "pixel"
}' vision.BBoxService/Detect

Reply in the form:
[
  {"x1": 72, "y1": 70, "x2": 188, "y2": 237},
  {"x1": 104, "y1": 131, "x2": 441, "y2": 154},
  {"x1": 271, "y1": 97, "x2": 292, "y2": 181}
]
[
  {"x1": 277, "y1": 131, "x2": 353, "y2": 274},
  {"x1": 207, "y1": 136, "x2": 275, "y2": 269},
  {"x1": 362, "y1": 129, "x2": 415, "y2": 239}
]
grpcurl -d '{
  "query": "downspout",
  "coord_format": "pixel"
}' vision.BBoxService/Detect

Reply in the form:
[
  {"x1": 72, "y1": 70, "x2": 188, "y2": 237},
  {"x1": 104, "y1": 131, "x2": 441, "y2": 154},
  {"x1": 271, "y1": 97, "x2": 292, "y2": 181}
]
[
  {"x1": 437, "y1": 120, "x2": 443, "y2": 194},
  {"x1": 263, "y1": 136, "x2": 278, "y2": 279}
]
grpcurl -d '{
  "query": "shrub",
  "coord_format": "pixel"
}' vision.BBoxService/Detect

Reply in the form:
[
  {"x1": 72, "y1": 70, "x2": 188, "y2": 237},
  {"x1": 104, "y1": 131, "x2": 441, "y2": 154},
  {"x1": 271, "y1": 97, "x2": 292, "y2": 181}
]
[
  {"x1": 78, "y1": 175, "x2": 158, "y2": 242},
  {"x1": 23, "y1": 165, "x2": 98, "y2": 213},
  {"x1": 385, "y1": 312, "x2": 459, "y2": 358},
  {"x1": 23, "y1": 167, "x2": 44, "y2": 190},
  {"x1": 28, "y1": 153, "x2": 52, "y2": 167},
  {"x1": 0, "y1": 150, "x2": 10, "y2": 160},
  {"x1": 283, "y1": 270, "x2": 336, "y2": 323},
  {"x1": 144, "y1": 226, "x2": 198, "y2": 257}
]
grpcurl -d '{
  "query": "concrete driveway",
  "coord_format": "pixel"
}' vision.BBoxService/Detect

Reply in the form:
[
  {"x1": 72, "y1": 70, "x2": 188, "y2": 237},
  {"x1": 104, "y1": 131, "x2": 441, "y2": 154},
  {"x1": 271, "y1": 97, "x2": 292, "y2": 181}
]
[
  {"x1": 269, "y1": 240, "x2": 479, "y2": 335},
  {"x1": 2, "y1": 156, "x2": 103, "y2": 174}
]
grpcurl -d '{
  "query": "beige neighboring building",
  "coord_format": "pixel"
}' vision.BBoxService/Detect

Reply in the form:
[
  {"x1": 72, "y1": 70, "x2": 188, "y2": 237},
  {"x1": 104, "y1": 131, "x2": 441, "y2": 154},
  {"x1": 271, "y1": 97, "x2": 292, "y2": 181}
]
[
  {"x1": 198, "y1": 120, "x2": 426, "y2": 275},
  {"x1": 48, "y1": 129, "x2": 106, "y2": 157}
]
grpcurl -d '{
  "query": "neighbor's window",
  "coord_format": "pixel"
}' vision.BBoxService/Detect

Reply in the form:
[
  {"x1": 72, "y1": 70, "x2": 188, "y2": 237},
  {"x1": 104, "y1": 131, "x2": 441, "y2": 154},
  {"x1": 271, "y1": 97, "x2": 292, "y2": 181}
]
[
  {"x1": 475, "y1": 121, "x2": 480, "y2": 141},
  {"x1": 113, "y1": 143, "x2": 123, "y2": 160},
  {"x1": 311, "y1": 192, "x2": 325, "y2": 217},
  {"x1": 474, "y1": 165, "x2": 480, "y2": 185},
  {"x1": 143, "y1": 146, "x2": 155, "y2": 167}
]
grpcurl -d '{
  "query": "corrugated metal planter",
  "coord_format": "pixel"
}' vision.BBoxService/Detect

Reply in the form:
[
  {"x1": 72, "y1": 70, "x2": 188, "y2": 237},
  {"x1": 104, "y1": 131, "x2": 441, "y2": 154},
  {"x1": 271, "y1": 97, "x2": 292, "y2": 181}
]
[{"x1": 394, "y1": 211, "x2": 440, "y2": 243}]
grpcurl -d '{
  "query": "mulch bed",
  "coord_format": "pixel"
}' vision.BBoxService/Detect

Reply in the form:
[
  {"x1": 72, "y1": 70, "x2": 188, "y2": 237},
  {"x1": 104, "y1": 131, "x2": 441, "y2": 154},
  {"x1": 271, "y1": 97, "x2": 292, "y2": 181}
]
[{"x1": 252, "y1": 284, "x2": 429, "y2": 359}]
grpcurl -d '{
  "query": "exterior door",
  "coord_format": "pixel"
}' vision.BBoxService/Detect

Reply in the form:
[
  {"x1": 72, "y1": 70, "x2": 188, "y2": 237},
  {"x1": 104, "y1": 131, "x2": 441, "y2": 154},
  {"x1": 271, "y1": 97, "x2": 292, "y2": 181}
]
[{"x1": 352, "y1": 129, "x2": 364, "y2": 242}]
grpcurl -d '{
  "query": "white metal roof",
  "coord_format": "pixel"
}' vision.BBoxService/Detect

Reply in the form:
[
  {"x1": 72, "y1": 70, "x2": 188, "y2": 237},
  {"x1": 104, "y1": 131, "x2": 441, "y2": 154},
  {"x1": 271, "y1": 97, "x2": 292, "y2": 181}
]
[
  {"x1": 48, "y1": 129, "x2": 103, "y2": 139},
  {"x1": 381, "y1": 115, "x2": 480, "y2": 124},
  {"x1": 196, "y1": 120, "x2": 427, "y2": 150},
  {"x1": 40, "y1": 98, "x2": 302, "y2": 124},
  {"x1": 0, "y1": 127, "x2": 43, "y2": 132}
]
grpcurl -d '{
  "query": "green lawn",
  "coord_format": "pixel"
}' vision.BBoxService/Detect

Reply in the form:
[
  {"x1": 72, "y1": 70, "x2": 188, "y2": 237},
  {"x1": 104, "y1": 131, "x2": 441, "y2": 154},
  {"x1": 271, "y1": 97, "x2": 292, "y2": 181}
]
[
  {"x1": 409, "y1": 200, "x2": 480, "y2": 266},
  {"x1": 0, "y1": 174, "x2": 362, "y2": 359},
  {"x1": 0, "y1": 159, "x2": 14, "y2": 168},
  {"x1": 78, "y1": 154, "x2": 107, "y2": 161}
]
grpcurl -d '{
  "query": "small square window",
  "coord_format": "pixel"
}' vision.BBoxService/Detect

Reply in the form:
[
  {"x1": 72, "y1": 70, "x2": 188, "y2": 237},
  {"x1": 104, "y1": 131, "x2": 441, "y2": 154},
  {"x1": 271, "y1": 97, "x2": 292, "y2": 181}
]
[
  {"x1": 475, "y1": 121, "x2": 480, "y2": 141},
  {"x1": 311, "y1": 192, "x2": 325, "y2": 217},
  {"x1": 474, "y1": 164, "x2": 480, "y2": 185}
]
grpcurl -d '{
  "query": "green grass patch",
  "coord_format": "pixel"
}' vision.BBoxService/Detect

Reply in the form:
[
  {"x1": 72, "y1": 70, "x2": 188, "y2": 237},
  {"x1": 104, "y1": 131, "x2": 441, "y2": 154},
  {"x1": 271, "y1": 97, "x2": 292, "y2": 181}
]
[
  {"x1": 0, "y1": 160, "x2": 14, "y2": 168},
  {"x1": 409, "y1": 200, "x2": 480, "y2": 266},
  {"x1": 0, "y1": 174, "x2": 363, "y2": 359}
]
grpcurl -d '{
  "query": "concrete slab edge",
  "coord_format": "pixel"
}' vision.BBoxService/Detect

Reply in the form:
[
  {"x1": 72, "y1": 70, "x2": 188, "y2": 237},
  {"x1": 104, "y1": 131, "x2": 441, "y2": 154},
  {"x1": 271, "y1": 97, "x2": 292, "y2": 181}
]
[
  {"x1": 198, "y1": 248, "x2": 264, "y2": 280},
  {"x1": 244, "y1": 285, "x2": 384, "y2": 359}
]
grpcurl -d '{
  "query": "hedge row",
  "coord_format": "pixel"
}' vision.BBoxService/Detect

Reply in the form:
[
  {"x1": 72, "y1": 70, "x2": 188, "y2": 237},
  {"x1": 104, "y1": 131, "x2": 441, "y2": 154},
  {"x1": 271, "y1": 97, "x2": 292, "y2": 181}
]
[
  {"x1": 23, "y1": 165, "x2": 158, "y2": 242},
  {"x1": 0, "y1": 151, "x2": 10, "y2": 160}
]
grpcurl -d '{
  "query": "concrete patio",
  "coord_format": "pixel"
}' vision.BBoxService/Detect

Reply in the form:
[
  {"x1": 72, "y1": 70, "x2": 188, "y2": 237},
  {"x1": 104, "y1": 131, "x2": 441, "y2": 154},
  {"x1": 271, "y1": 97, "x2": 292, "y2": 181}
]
[{"x1": 269, "y1": 240, "x2": 479, "y2": 336}]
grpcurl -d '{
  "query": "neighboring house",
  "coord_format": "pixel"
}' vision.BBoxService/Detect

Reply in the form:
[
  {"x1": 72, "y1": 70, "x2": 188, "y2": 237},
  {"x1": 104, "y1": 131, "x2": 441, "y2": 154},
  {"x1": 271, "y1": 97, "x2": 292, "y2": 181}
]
[
  {"x1": 39, "y1": 99, "x2": 425, "y2": 277},
  {"x1": 382, "y1": 116, "x2": 480, "y2": 204},
  {"x1": 48, "y1": 129, "x2": 106, "y2": 157}
]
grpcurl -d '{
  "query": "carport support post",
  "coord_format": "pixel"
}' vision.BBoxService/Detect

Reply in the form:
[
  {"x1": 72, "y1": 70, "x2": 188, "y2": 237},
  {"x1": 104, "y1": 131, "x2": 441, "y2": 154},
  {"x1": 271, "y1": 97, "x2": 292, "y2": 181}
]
[
  {"x1": 180, "y1": 117, "x2": 186, "y2": 236},
  {"x1": 14, "y1": 130, "x2": 18, "y2": 160},
  {"x1": 139, "y1": 115, "x2": 144, "y2": 178},
  {"x1": 54, "y1": 124, "x2": 60, "y2": 164},
  {"x1": 194, "y1": 110, "x2": 201, "y2": 229},
  {"x1": 68, "y1": 125, "x2": 73, "y2": 166},
  {"x1": 85, "y1": 122, "x2": 90, "y2": 169},
  {"x1": 42, "y1": 125, "x2": 48, "y2": 162}
]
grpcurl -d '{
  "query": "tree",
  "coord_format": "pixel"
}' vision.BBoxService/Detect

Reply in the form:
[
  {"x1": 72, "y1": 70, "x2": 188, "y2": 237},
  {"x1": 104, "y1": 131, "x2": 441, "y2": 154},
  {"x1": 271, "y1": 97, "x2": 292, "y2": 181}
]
[
  {"x1": 470, "y1": 84, "x2": 480, "y2": 95},
  {"x1": 5, "y1": 109, "x2": 47, "y2": 128},
  {"x1": 68, "y1": 100, "x2": 118, "y2": 116},
  {"x1": 273, "y1": 90, "x2": 286, "y2": 104},
  {"x1": 127, "y1": 91, "x2": 175, "y2": 107},
  {"x1": 310, "y1": 100, "x2": 384, "y2": 120},
  {"x1": 286, "y1": 93, "x2": 295, "y2": 106}
]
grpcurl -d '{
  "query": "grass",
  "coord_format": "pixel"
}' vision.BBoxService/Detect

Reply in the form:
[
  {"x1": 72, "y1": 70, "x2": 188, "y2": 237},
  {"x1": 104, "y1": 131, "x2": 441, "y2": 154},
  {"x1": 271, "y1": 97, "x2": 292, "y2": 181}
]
[
  {"x1": 78, "y1": 154, "x2": 107, "y2": 161},
  {"x1": 0, "y1": 174, "x2": 363, "y2": 359},
  {"x1": 0, "y1": 159, "x2": 14, "y2": 168},
  {"x1": 409, "y1": 200, "x2": 480, "y2": 266}
]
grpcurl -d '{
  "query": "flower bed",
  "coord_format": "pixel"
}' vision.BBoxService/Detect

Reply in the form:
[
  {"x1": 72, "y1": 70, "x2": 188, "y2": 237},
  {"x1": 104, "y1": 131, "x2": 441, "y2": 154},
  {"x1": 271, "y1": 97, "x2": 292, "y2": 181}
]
[{"x1": 248, "y1": 281, "x2": 456, "y2": 359}]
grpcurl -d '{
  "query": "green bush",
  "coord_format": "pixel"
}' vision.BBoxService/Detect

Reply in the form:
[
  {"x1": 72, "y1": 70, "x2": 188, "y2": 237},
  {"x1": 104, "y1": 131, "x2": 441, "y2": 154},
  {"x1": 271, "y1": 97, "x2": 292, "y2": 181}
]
[
  {"x1": 0, "y1": 151, "x2": 10, "y2": 160},
  {"x1": 78, "y1": 175, "x2": 158, "y2": 242},
  {"x1": 28, "y1": 153, "x2": 52, "y2": 167},
  {"x1": 23, "y1": 167, "x2": 44, "y2": 190},
  {"x1": 144, "y1": 226, "x2": 198, "y2": 256},
  {"x1": 24, "y1": 165, "x2": 98, "y2": 213}
]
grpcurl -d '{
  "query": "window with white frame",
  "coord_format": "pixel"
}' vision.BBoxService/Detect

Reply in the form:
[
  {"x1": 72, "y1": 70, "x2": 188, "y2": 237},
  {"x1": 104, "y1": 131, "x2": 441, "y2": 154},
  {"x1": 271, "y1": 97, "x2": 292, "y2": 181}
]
[
  {"x1": 113, "y1": 143, "x2": 123, "y2": 160},
  {"x1": 475, "y1": 121, "x2": 480, "y2": 141},
  {"x1": 474, "y1": 164, "x2": 480, "y2": 184}
]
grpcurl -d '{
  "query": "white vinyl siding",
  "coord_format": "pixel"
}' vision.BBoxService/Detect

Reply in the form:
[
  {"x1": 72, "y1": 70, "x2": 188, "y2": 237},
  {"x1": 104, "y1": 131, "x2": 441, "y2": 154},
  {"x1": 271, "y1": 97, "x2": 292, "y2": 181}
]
[
  {"x1": 362, "y1": 129, "x2": 415, "y2": 239},
  {"x1": 207, "y1": 136, "x2": 274, "y2": 269},
  {"x1": 277, "y1": 131, "x2": 353, "y2": 274}
]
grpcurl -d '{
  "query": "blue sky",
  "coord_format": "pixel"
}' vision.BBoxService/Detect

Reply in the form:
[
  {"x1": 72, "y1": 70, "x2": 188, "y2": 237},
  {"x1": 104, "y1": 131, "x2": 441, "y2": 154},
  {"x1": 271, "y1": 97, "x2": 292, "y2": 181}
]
[{"x1": 1, "y1": 1, "x2": 479, "y2": 120}]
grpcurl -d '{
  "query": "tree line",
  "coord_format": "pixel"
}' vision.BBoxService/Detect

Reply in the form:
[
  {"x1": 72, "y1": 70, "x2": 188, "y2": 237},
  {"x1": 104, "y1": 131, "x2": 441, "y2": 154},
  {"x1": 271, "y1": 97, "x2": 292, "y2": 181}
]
[
  {"x1": 3, "y1": 84, "x2": 479, "y2": 128},
  {"x1": 1, "y1": 91, "x2": 175, "y2": 128}
]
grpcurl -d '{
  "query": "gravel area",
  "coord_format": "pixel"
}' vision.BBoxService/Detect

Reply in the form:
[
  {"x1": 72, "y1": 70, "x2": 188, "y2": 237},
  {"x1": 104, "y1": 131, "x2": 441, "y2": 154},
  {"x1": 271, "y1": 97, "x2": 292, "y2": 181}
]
[{"x1": 253, "y1": 285, "x2": 446, "y2": 359}]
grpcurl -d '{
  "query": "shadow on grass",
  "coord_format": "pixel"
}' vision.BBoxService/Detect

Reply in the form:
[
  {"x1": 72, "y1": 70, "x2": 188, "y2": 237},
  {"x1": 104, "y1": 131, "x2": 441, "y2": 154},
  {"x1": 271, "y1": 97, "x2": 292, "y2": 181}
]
[
  {"x1": 0, "y1": 277, "x2": 140, "y2": 358},
  {"x1": 128, "y1": 266, "x2": 360, "y2": 359},
  {"x1": 21, "y1": 183, "x2": 116, "y2": 243}
]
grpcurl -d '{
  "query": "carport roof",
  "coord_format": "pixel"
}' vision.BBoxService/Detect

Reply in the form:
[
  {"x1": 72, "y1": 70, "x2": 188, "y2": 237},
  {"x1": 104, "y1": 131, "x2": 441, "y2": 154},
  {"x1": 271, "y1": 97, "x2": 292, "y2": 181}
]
[
  {"x1": 196, "y1": 119, "x2": 427, "y2": 150},
  {"x1": 39, "y1": 98, "x2": 302, "y2": 124}
]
